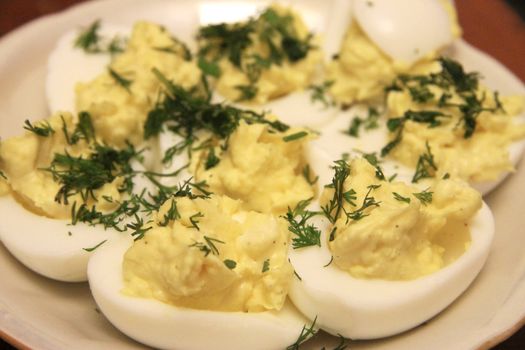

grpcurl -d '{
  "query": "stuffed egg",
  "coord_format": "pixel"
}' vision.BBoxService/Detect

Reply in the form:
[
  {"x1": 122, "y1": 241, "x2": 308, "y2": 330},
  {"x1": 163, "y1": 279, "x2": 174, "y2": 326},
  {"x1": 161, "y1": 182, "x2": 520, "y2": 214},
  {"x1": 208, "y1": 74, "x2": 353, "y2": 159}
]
[
  {"x1": 0, "y1": 113, "x2": 156, "y2": 282},
  {"x1": 88, "y1": 194, "x2": 309, "y2": 350},
  {"x1": 327, "y1": 0, "x2": 460, "y2": 104},
  {"x1": 288, "y1": 158, "x2": 494, "y2": 339}
]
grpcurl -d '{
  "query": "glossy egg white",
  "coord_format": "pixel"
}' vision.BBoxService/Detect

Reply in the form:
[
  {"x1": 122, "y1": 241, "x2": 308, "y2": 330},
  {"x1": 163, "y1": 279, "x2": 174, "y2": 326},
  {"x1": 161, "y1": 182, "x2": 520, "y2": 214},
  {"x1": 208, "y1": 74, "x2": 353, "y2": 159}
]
[
  {"x1": 88, "y1": 235, "x2": 310, "y2": 350},
  {"x1": 353, "y1": 0, "x2": 454, "y2": 64},
  {"x1": 288, "y1": 202, "x2": 494, "y2": 339},
  {"x1": 0, "y1": 160, "x2": 157, "y2": 282},
  {"x1": 46, "y1": 23, "x2": 130, "y2": 114}
]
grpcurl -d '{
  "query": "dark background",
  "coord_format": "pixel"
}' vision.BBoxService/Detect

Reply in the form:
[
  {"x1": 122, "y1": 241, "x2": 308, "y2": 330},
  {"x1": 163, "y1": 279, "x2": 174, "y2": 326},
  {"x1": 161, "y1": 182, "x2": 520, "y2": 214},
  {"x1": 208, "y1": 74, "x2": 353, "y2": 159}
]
[{"x1": 0, "y1": 0, "x2": 524, "y2": 349}]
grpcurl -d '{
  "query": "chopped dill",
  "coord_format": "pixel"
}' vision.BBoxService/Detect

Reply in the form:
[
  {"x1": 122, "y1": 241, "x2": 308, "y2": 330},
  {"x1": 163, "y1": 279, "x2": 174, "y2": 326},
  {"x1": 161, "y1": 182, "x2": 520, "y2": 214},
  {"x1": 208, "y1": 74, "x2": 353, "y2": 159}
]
[
  {"x1": 286, "y1": 316, "x2": 318, "y2": 350},
  {"x1": 82, "y1": 239, "x2": 107, "y2": 252},
  {"x1": 393, "y1": 192, "x2": 411, "y2": 204},
  {"x1": 108, "y1": 68, "x2": 133, "y2": 93},
  {"x1": 223, "y1": 259, "x2": 237, "y2": 269},
  {"x1": 284, "y1": 198, "x2": 321, "y2": 249},
  {"x1": 23, "y1": 119, "x2": 55, "y2": 137},
  {"x1": 308, "y1": 80, "x2": 335, "y2": 108},
  {"x1": 413, "y1": 189, "x2": 433, "y2": 205},
  {"x1": 262, "y1": 259, "x2": 270, "y2": 273},
  {"x1": 283, "y1": 131, "x2": 308, "y2": 142},
  {"x1": 412, "y1": 142, "x2": 437, "y2": 183}
]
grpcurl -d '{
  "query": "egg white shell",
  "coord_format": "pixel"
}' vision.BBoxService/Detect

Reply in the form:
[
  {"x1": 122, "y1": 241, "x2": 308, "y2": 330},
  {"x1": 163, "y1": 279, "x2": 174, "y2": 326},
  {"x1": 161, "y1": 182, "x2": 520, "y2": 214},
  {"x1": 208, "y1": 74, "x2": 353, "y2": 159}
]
[
  {"x1": 0, "y1": 160, "x2": 156, "y2": 282},
  {"x1": 288, "y1": 202, "x2": 494, "y2": 339},
  {"x1": 46, "y1": 23, "x2": 130, "y2": 114},
  {"x1": 88, "y1": 236, "x2": 310, "y2": 350},
  {"x1": 353, "y1": 0, "x2": 454, "y2": 64},
  {"x1": 0, "y1": 195, "x2": 122, "y2": 282}
]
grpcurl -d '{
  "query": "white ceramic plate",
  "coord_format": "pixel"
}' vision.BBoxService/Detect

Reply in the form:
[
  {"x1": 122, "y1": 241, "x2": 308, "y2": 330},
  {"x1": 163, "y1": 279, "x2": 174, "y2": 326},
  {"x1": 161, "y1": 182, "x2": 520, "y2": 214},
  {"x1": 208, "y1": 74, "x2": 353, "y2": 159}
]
[{"x1": 0, "y1": 0, "x2": 524, "y2": 349}]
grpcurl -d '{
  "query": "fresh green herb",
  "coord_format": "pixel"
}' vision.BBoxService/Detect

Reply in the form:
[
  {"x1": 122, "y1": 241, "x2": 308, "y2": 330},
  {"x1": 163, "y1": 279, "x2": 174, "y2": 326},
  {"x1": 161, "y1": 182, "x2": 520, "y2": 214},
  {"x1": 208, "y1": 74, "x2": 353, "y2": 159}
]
[
  {"x1": 413, "y1": 189, "x2": 433, "y2": 205},
  {"x1": 44, "y1": 142, "x2": 137, "y2": 204},
  {"x1": 189, "y1": 212, "x2": 204, "y2": 230},
  {"x1": 328, "y1": 227, "x2": 337, "y2": 242},
  {"x1": 74, "y1": 20, "x2": 126, "y2": 54},
  {"x1": 361, "y1": 152, "x2": 385, "y2": 180},
  {"x1": 190, "y1": 236, "x2": 224, "y2": 257},
  {"x1": 75, "y1": 20, "x2": 102, "y2": 53},
  {"x1": 83, "y1": 239, "x2": 107, "y2": 252},
  {"x1": 198, "y1": 56, "x2": 221, "y2": 78},
  {"x1": 321, "y1": 160, "x2": 353, "y2": 224},
  {"x1": 158, "y1": 199, "x2": 180, "y2": 226},
  {"x1": 108, "y1": 68, "x2": 133, "y2": 93},
  {"x1": 388, "y1": 173, "x2": 398, "y2": 182},
  {"x1": 381, "y1": 110, "x2": 446, "y2": 156},
  {"x1": 302, "y1": 165, "x2": 318, "y2": 185},
  {"x1": 205, "y1": 147, "x2": 220, "y2": 169},
  {"x1": 293, "y1": 269, "x2": 302, "y2": 281},
  {"x1": 24, "y1": 119, "x2": 55, "y2": 137},
  {"x1": 284, "y1": 199, "x2": 321, "y2": 249},
  {"x1": 283, "y1": 131, "x2": 308, "y2": 142},
  {"x1": 323, "y1": 255, "x2": 334, "y2": 267},
  {"x1": 262, "y1": 259, "x2": 270, "y2": 273},
  {"x1": 127, "y1": 214, "x2": 153, "y2": 240},
  {"x1": 393, "y1": 192, "x2": 411, "y2": 204},
  {"x1": 308, "y1": 81, "x2": 335, "y2": 108},
  {"x1": 0, "y1": 170, "x2": 6, "y2": 180},
  {"x1": 344, "y1": 107, "x2": 380, "y2": 137},
  {"x1": 345, "y1": 184, "x2": 381, "y2": 221},
  {"x1": 286, "y1": 316, "x2": 317, "y2": 350},
  {"x1": 144, "y1": 68, "x2": 289, "y2": 165},
  {"x1": 442, "y1": 173, "x2": 450, "y2": 179},
  {"x1": 412, "y1": 142, "x2": 437, "y2": 183},
  {"x1": 235, "y1": 84, "x2": 258, "y2": 101},
  {"x1": 223, "y1": 259, "x2": 237, "y2": 269}
]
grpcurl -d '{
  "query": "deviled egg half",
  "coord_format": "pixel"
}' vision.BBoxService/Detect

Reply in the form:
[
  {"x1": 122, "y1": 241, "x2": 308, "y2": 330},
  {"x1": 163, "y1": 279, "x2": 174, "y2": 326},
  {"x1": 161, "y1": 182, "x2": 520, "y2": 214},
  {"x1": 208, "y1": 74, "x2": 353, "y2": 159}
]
[
  {"x1": 88, "y1": 194, "x2": 310, "y2": 350},
  {"x1": 288, "y1": 157, "x2": 494, "y2": 339}
]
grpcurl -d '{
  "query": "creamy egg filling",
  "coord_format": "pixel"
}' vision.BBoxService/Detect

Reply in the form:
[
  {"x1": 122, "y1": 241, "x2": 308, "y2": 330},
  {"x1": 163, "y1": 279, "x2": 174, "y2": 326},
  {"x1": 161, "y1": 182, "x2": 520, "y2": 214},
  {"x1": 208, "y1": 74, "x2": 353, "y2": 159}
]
[
  {"x1": 327, "y1": 0, "x2": 461, "y2": 105},
  {"x1": 191, "y1": 121, "x2": 315, "y2": 215},
  {"x1": 76, "y1": 21, "x2": 203, "y2": 147},
  {"x1": 322, "y1": 158, "x2": 481, "y2": 280},
  {"x1": 197, "y1": 4, "x2": 321, "y2": 104},
  {"x1": 384, "y1": 59, "x2": 525, "y2": 182},
  {"x1": 0, "y1": 113, "x2": 127, "y2": 218},
  {"x1": 122, "y1": 194, "x2": 293, "y2": 312}
]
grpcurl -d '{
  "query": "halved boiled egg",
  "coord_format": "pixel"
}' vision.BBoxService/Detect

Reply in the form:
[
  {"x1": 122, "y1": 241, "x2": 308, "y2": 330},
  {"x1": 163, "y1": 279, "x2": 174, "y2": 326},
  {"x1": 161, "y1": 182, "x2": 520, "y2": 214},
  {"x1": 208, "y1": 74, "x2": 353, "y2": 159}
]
[
  {"x1": 88, "y1": 226, "x2": 309, "y2": 350},
  {"x1": 353, "y1": 0, "x2": 456, "y2": 64},
  {"x1": 288, "y1": 192, "x2": 494, "y2": 339}
]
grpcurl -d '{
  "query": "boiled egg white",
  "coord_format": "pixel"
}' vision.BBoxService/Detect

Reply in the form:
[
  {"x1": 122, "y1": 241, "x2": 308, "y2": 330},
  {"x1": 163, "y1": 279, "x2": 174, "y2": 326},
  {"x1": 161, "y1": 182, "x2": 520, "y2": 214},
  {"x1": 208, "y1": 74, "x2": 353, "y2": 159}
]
[
  {"x1": 87, "y1": 235, "x2": 310, "y2": 350},
  {"x1": 287, "y1": 202, "x2": 494, "y2": 339},
  {"x1": 353, "y1": 0, "x2": 454, "y2": 64},
  {"x1": 46, "y1": 23, "x2": 130, "y2": 114},
  {"x1": 0, "y1": 160, "x2": 157, "y2": 282}
]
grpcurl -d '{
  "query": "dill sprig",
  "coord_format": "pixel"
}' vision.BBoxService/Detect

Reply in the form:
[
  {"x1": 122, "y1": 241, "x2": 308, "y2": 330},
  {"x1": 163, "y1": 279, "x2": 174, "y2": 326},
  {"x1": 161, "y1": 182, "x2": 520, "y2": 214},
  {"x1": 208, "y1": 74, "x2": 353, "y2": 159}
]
[
  {"x1": 284, "y1": 199, "x2": 321, "y2": 249},
  {"x1": 74, "y1": 20, "x2": 126, "y2": 54},
  {"x1": 344, "y1": 107, "x2": 380, "y2": 137},
  {"x1": 412, "y1": 142, "x2": 437, "y2": 183},
  {"x1": 144, "y1": 68, "x2": 289, "y2": 165},
  {"x1": 108, "y1": 68, "x2": 133, "y2": 93},
  {"x1": 44, "y1": 142, "x2": 138, "y2": 204},
  {"x1": 286, "y1": 317, "x2": 318, "y2": 350},
  {"x1": 321, "y1": 160, "x2": 353, "y2": 224},
  {"x1": 308, "y1": 81, "x2": 335, "y2": 108},
  {"x1": 189, "y1": 236, "x2": 224, "y2": 257},
  {"x1": 413, "y1": 188, "x2": 433, "y2": 205},
  {"x1": 23, "y1": 120, "x2": 55, "y2": 137}
]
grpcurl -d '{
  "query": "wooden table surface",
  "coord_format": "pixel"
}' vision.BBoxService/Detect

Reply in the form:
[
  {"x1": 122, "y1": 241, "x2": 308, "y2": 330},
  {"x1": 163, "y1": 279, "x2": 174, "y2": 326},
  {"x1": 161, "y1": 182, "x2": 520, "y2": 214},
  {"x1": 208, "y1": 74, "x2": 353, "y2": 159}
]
[{"x1": 0, "y1": 0, "x2": 524, "y2": 349}]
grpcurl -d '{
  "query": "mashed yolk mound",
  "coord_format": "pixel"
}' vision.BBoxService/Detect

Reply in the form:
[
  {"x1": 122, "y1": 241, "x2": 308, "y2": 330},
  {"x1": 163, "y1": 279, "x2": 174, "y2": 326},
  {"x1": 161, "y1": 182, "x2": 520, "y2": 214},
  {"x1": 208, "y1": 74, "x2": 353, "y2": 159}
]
[
  {"x1": 323, "y1": 158, "x2": 481, "y2": 280},
  {"x1": 192, "y1": 121, "x2": 315, "y2": 214},
  {"x1": 122, "y1": 194, "x2": 293, "y2": 312},
  {"x1": 76, "y1": 21, "x2": 202, "y2": 147},
  {"x1": 0, "y1": 113, "x2": 123, "y2": 218}
]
